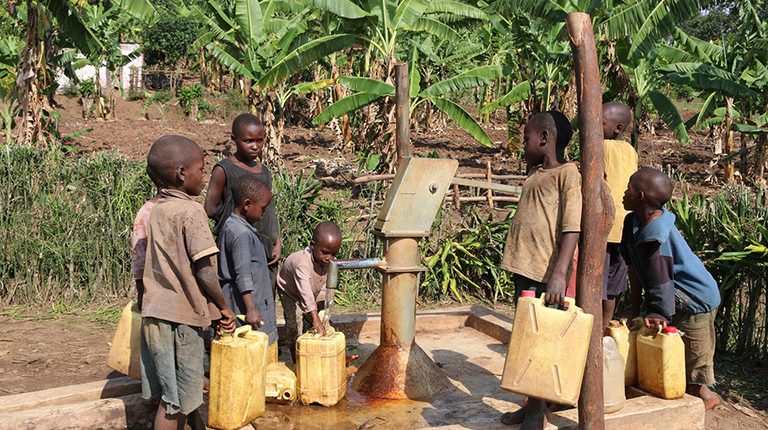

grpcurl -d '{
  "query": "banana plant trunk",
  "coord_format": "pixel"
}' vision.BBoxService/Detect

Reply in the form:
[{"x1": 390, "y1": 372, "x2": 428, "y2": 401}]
[
  {"x1": 14, "y1": 0, "x2": 45, "y2": 146},
  {"x1": 724, "y1": 97, "x2": 735, "y2": 183},
  {"x1": 755, "y1": 134, "x2": 766, "y2": 184}
]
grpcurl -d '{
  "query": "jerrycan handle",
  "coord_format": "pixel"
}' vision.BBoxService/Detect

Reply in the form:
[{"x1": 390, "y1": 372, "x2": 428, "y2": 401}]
[
  {"x1": 537, "y1": 293, "x2": 577, "y2": 310},
  {"x1": 235, "y1": 325, "x2": 253, "y2": 338}
]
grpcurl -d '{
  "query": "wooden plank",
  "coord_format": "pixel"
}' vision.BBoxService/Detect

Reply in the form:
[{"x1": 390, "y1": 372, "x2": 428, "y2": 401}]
[{"x1": 0, "y1": 376, "x2": 140, "y2": 414}]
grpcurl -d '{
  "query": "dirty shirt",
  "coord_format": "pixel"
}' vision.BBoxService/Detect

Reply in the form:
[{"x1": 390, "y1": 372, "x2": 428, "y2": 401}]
[
  {"x1": 501, "y1": 163, "x2": 582, "y2": 283},
  {"x1": 131, "y1": 200, "x2": 155, "y2": 280},
  {"x1": 277, "y1": 247, "x2": 328, "y2": 314},
  {"x1": 217, "y1": 214, "x2": 278, "y2": 345},
  {"x1": 141, "y1": 189, "x2": 220, "y2": 328}
]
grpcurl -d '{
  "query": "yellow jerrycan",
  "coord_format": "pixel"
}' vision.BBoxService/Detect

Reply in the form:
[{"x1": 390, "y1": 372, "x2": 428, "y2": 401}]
[
  {"x1": 500, "y1": 292, "x2": 594, "y2": 406},
  {"x1": 603, "y1": 336, "x2": 626, "y2": 413},
  {"x1": 106, "y1": 300, "x2": 142, "y2": 380},
  {"x1": 637, "y1": 325, "x2": 686, "y2": 399},
  {"x1": 266, "y1": 362, "x2": 298, "y2": 404},
  {"x1": 208, "y1": 325, "x2": 268, "y2": 430},
  {"x1": 607, "y1": 318, "x2": 643, "y2": 386},
  {"x1": 296, "y1": 328, "x2": 346, "y2": 407}
]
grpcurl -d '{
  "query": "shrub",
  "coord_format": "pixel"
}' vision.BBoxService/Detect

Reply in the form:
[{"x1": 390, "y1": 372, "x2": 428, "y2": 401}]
[
  {"x1": 142, "y1": 16, "x2": 198, "y2": 68},
  {"x1": 78, "y1": 79, "x2": 95, "y2": 98}
]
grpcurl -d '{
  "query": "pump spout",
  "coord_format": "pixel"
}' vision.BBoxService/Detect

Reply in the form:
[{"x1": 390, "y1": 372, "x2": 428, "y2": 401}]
[{"x1": 324, "y1": 258, "x2": 384, "y2": 326}]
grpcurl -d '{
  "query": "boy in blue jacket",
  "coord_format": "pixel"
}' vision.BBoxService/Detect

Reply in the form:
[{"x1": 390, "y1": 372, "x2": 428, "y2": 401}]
[{"x1": 621, "y1": 168, "x2": 720, "y2": 410}]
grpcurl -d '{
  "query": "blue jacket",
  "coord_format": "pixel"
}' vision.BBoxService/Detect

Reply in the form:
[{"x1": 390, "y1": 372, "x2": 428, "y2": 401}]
[{"x1": 620, "y1": 209, "x2": 721, "y2": 322}]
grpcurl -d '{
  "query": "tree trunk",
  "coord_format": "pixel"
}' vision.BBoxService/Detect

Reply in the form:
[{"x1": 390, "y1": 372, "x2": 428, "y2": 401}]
[
  {"x1": 14, "y1": 1, "x2": 45, "y2": 146},
  {"x1": 723, "y1": 97, "x2": 735, "y2": 183},
  {"x1": 755, "y1": 134, "x2": 766, "y2": 184},
  {"x1": 261, "y1": 92, "x2": 281, "y2": 170}
]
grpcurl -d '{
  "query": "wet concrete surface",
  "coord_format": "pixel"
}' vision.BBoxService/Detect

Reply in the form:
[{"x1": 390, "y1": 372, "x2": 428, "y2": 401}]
[{"x1": 251, "y1": 325, "x2": 528, "y2": 430}]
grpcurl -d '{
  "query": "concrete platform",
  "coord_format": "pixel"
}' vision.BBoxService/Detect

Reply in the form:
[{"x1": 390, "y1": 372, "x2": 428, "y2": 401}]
[{"x1": 0, "y1": 306, "x2": 705, "y2": 430}]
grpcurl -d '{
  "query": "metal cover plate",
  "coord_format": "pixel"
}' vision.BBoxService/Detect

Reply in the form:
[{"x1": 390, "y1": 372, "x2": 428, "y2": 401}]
[{"x1": 374, "y1": 157, "x2": 458, "y2": 234}]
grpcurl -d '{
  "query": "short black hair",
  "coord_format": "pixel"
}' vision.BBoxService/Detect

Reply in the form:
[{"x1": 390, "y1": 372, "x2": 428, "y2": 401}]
[
  {"x1": 529, "y1": 110, "x2": 573, "y2": 152},
  {"x1": 232, "y1": 113, "x2": 263, "y2": 137},
  {"x1": 146, "y1": 135, "x2": 202, "y2": 186},
  {"x1": 312, "y1": 221, "x2": 342, "y2": 244},
  {"x1": 635, "y1": 168, "x2": 673, "y2": 209},
  {"x1": 231, "y1": 175, "x2": 270, "y2": 207},
  {"x1": 603, "y1": 102, "x2": 632, "y2": 129}
]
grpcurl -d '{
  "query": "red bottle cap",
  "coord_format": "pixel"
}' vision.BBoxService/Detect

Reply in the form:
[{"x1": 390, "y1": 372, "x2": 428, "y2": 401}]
[
  {"x1": 663, "y1": 326, "x2": 677, "y2": 334},
  {"x1": 521, "y1": 290, "x2": 535, "y2": 298}
]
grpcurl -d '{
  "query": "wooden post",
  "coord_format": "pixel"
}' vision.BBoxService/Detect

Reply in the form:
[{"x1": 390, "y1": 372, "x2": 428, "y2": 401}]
[
  {"x1": 486, "y1": 161, "x2": 494, "y2": 210},
  {"x1": 453, "y1": 183, "x2": 461, "y2": 210},
  {"x1": 566, "y1": 12, "x2": 615, "y2": 430},
  {"x1": 395, "y1": 63, "x2": 412, "y2": 166}
]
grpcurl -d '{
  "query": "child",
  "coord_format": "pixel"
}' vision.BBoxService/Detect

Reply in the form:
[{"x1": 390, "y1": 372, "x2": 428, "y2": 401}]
[
  {"x1": 205, "y1": 113, "x2": 282, "y2": 297},
  {"x1": 216, "y1": 175, "x2": 278, "y2": 360},
  {"x1": 620, "y1": 168, "x2": 720, "y2": 410},
  {"x1": 500, "y1": 111, "x2": 581, "y2": 429},
  {"x1": 601, "y1": 101, "x2": 637, "y2": 328},
  {"x1": 130, "y1": 166, "x2": 161, "y2": 310},
  {"x1": 277, "y1": 221, "x2": 342, "y2": 361},
  {"x1": 140, "y1": 135, "x2": 236, "y2": 430}
]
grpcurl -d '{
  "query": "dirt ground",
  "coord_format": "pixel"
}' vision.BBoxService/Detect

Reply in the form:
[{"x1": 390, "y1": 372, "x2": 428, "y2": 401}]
[{"x1": 1, "y1": 93, "x2": 766, "y2": 428}]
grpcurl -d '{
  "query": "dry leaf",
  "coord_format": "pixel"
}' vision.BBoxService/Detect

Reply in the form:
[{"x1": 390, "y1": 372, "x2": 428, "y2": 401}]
[{"x1": 0, "y1": 350, "x2": 9, "y2": 356}]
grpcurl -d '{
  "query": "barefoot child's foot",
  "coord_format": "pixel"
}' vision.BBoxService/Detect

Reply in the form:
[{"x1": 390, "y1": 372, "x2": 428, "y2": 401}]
[
  {"x1": 501, "y1": 397, "x2": 529, "y2": 425},
  {"x1": 687, "y1": 384, "x2": 719, "y2": 411},
  {"x1": 500, "y1": 406, "x2": 527, "y2": 425},
  {"x1": 520, "y1": 398, "x2": 548, "y2": 430}
]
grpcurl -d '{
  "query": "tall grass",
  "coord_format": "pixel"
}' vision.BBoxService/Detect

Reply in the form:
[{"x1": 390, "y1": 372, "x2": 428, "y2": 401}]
[{"x1": 0, "y1": 145, "x2": 153, "y2": 305}]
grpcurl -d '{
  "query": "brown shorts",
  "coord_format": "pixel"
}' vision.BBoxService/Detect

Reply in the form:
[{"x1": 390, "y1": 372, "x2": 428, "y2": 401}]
[{"x1": 672, "y1": 308, "x2": 717, "y2": 386}]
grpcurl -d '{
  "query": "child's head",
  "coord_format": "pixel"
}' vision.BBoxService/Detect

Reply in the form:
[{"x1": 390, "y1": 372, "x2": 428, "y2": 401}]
[
  {"x1": 623, "y1": 168, "x2": 673, "y2": 212},
  {"x1": 232, "y1": 113, "x2": 265, "y2": 162},
  {"x1": 522, "y1": 111, "x2": 573, "y2": 167},
  {"x1": 231, "y1": 176, "x2": 272, "y2": 224},
  {"x1": 603, "y1": 102, "x2": 632, "y2": 140},
  {"x1": 310, "y1": 221, "x2": 342, "y2": 266},
  {"x1": 147, "y1": 135, "x2": 205, "y2": 196}
]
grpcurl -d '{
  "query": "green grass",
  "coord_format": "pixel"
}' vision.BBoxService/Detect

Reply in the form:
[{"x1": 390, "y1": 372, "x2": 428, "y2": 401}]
[{"x1": 0, "y1": 144, "x2": 154, "y2": 305}]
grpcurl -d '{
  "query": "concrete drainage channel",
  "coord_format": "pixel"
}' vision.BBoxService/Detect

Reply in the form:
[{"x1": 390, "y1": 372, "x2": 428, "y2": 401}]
[{"x1": 0, "y1": 307, "x2": 705, "y2": 430}]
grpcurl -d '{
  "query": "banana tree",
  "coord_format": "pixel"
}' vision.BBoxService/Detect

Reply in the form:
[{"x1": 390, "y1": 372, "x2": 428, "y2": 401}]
[
  {"x1": 658, "y1": 23, "x2": 766, "y2": 182},
  {"x1": 194, "y1": 0, "x2": 364, "y2": 165},
  {"x1": 309, "y1": 62, "x2": 511, "y2": 171},
  {"x1": 12, "y1": 0, "x2": 155, "y2": 146},
  {"x1": 610, "y1": 40, "x2": 691, "y2": 148}
]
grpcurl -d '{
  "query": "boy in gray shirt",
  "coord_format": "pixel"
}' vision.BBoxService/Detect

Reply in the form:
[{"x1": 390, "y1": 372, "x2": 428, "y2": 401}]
[{"x1": 217, "y1": 176, "x2": 278, "y2": 353}]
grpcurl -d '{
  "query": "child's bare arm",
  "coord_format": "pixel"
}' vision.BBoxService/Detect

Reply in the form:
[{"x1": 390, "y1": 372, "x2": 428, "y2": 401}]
[
  {"x1": 195, "y1": 254, "x2": 235, "y2": 333},
  {"x1": 241, "y1": 292, "x2": 263, "y2": 329},
  {"x1": 309, "y1": 310, "x2": 326, "y2": 336},
  {"x1": 136, "y1": 279, "x2": 144, "y2": 310},
  {"x1": 623, "y1": 265, "x2": 642, "y2": 320},
  {"x1": 545, "y1": 232, "x2": 579, "y2": 305},
  {"x1": 204, "y1": 166, "x2": 227, "y2": 219}
]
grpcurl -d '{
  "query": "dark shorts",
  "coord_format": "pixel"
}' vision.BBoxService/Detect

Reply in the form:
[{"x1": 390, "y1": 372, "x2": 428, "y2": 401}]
[
  {"x1": 513, "y1": 275, "x2": 547, "y2": 303},
  {"x1": 603, "y1": 243, "x2": 628, "y2": 300},
  {"x1": 672, "y1": 308, "x2": 717, "y2": 386},
  {"x1": 140, "y1": 317, "x2": 205, "y2": 415}
]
